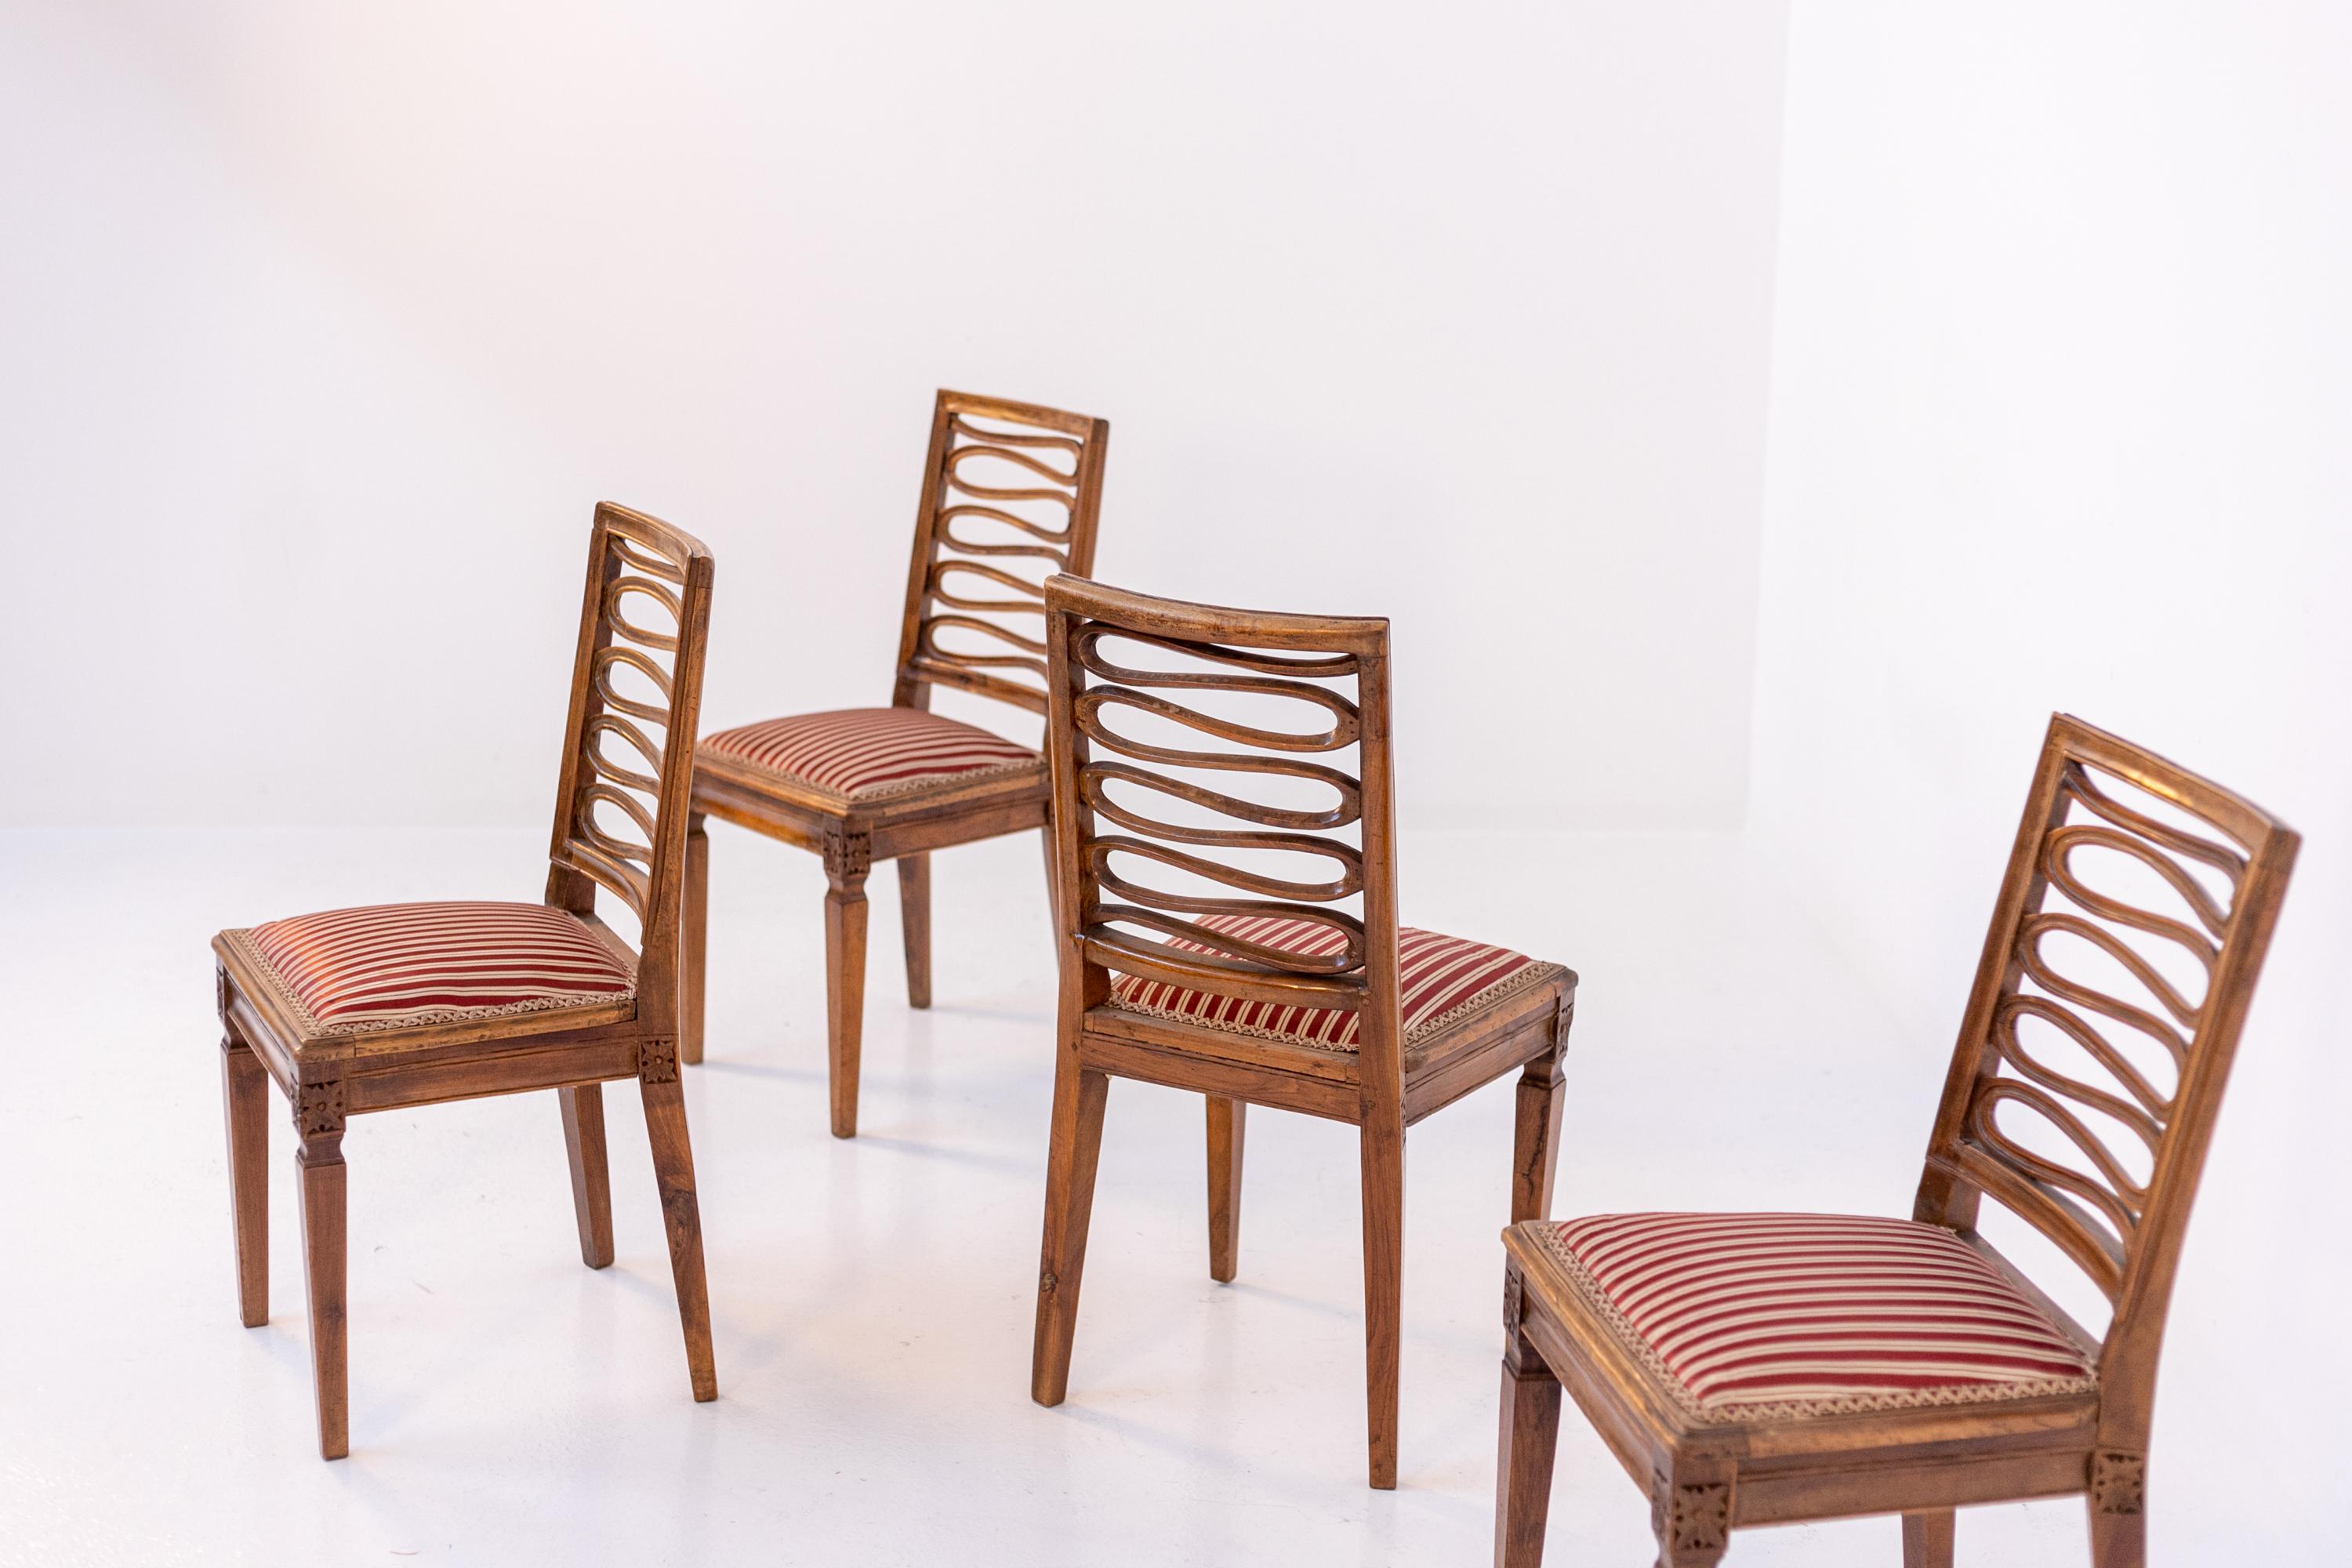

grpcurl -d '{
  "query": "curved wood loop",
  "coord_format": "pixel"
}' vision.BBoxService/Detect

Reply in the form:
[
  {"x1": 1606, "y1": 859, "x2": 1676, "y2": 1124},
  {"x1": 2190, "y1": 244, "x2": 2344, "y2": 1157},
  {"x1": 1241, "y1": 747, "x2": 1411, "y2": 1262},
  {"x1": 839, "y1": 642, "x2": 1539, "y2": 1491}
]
[
  {"x1": 605, "y1": 532, "x2": 688, "y2": 583},
  {"x1": 2020, "y1": 912, "x2": 2202, "y2": 1033},
  {"x1": 1091, "y1": 834, "x2": 1363, "y2": 909},
  {"x1": 1935, "y1": 1147, "x2": 2126, "y2": 1298},
  {"x1": 2064, "y1": 764, "x2": 2249, "y2": 883},
  {"x1": 1084, "y1": 902, "x2": 1367, "y2": 977},
  {"x1": 1081, "y1": 760, "x2": 1361, "y2": 833},
  {"x1": 938, "y1": 503, "x2": 1073, "y2": 554},
  {"x1": 1077, "y1": 684, "x2": 1358, "y2": 757},
  {"x1": 947, "y1": 413, "x2": 1084, "y2": 463},
  {"x1": 1073, "y1": 624, "x2": 1360, "y2": 681},
  {"x1": 592, "y1": 644, "x2": 676, "y2": 724},
  {"x1": 1966, "y1": 1080, "x2": 2146, "y2": 1237},
  {"x1": 1995, "y1": 993, "x2": 2172, "y2": 1123},
  {"x1": 931, "y1": 558, "x2": 1049, "y2": 612},
  {"x1": 584, "y1": 713, "x2": 665, "y2": 795},
  {"x1": 944, "y1": 441, "x2": 1081, "y2": 503},
  {"x1": 604, "y1": 574, "x2": 684, "y2": 652},
  {"x1": 2045, "y1": 825, "x2": 2224, "y2": 956}
]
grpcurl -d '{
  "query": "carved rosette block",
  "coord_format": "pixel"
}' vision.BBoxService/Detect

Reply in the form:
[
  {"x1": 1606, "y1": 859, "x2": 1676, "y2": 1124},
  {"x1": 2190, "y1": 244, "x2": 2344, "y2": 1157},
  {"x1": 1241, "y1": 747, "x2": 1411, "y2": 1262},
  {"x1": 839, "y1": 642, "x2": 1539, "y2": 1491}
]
[
  {"x1": 2092, "y1": 1451, "x2": 2145, "y2": 1515},
  {"x1": 822, "y1": 829, "x2": 873, "y2": 886},
  {"x1": 292, "y1": 1079, "x2": 347, "y2": 1141},
  {"x1": 639, "y1": 1037, "x2": 680, "y2": 1084},
  {"x1": 1652, "y1": 1472, "x2": 1731, "y2": 1555}
]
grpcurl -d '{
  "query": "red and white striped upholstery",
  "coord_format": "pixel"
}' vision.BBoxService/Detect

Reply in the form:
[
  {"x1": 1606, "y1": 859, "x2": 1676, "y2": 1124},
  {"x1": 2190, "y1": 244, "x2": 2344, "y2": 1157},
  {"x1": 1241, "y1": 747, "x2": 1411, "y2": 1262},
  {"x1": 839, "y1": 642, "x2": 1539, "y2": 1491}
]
[
  {"x1": 1525, "y1": 1212, "x2": 2097, "y2": 1422},
  {"x1": 699, "y1": 707, "x2": 1040, "y2": 802},
  {"x1": 1105, "y1": 913, "x2": 1555, "y2": 1051},
  {"x1": 223, "y1": 902, "x2": 636, "y2": 1039}
]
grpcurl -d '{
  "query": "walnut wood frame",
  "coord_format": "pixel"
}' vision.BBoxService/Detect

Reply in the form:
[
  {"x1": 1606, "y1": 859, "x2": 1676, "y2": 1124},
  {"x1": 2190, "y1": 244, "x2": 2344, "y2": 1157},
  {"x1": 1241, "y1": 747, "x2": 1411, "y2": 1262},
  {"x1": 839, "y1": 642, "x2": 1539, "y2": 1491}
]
[
  {"x1": 683, "y1": 390, "x2": 1111, "y2": 1138},
  {"x1": 1493, "y1": 714, "x2": 2298, "y2": 1566},
  {"x1": 1028, "y1": 576, "x2": 1577, "y2": 1490},
  {"x1": 212, "y1": 503, "x2": 720, "y2": 1459}
]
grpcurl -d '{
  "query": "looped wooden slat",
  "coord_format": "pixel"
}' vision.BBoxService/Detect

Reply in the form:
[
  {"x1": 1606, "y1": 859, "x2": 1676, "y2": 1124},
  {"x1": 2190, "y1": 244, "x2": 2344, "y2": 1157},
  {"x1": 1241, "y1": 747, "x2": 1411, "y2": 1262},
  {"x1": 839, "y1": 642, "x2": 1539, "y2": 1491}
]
[
  {"x1": 2020, "y1": 911, "x2": 2201, "y2": 1029},
  {"x1": 605, "y1": 532, "x2": 688, "y2": 583},
  {"x1": 1996, "y1": 994, "x2": 2172, "y2": 1122},
  {"x1": 937, "y1": 504, "x2": 1073, "y2": 554},
  {"x1": 931, "y1": 559, "x2": 1048, "y2": 612},
  {"x1": 1966, "y1": 1080, "x2": 2147, "y2": 1238},
  {"x1": 1074, "y1": 633, "x2": 1366, "y2": 722},
  {"x1": 604, "y1": 575, "x2": 683, "y2": 652},
  {"x1": 1990, "y1": 999, "x2": 2169, "y2": 1151},
  {"x1": 1078, "y1": 684, "x2": 1357, "y2": 757},
  {"x1": 584, "y1": 713, "x2": 664, "y2": 794},
  {"x1": 1091, "y1": 831, "x2": 1362, "y2": 906},
  {"x1": 1082, "y1": 760, "x2": 1360, "y2": 833},
  {"x1": 576, "y1": 781, "x2": 657, "y2": 855},
  {"x1": 2064, "y1": 763, "x2": 2248, "y2": 887},
  {"x1": 948, "y1": 413, "x2": 1084, "y2": 466},
  {"x1": 945, "y1": 441, "x2": 1081, "y2": 504},
  {"x1": 561, "y1": 841, "x2": 652, "y2": 919},
  {"x1": 1084, "y1": 901, "x2": 1367, "y2": 976},
  {"x1": 1074, "y1": 624, "x2": 1359, "y2": 681},
  {"x1": 592, "y1": 644, "x2": 675, "y2": 724},
  {"x1": 2045, "y1": 822, "x2": 2226, "y2": 950}
]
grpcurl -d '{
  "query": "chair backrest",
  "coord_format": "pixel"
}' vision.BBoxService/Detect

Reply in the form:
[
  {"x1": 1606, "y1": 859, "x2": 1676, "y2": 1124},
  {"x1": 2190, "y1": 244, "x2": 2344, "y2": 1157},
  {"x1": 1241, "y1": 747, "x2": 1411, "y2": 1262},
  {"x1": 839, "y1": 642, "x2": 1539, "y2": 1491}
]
[
  {"x1": 544, "y1": 503, "x2": 717, "y2": 1032},
  {"x1": 1915, "y1": 713, "x2": 2297, "y2": 1421},
  {"x1": 1041, "y1": 575, "x2": 1406, "y2": 1085},
  {"x1": 892, "y1": 390, "x2": 1111, "y2": 718}
]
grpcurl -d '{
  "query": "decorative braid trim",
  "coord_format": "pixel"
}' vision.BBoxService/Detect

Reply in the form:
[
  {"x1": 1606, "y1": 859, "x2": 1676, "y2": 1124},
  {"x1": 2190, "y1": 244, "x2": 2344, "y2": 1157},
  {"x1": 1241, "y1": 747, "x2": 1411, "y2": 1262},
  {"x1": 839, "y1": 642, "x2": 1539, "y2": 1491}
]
[
  {"x1": 1525, "y1": 1221, "x2": 2099, "y2": 1425},
  {"x1": 222, "y1": 927, "x2": 636, "y2": 1040},
  {"x1": 1105, "y1": 959, "x2": 1563, "y2": 1054}
]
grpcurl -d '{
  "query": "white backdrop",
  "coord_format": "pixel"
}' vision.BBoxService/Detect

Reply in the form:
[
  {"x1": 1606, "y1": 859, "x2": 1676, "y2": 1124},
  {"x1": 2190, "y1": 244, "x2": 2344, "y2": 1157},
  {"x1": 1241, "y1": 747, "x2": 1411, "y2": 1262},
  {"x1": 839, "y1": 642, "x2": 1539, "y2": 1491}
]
[
  {"x1": 1750, "y1": 4, "x2": 2352, "y2": 1555},
  {"x1": 0, "y1": 0, "x2": 1790, "y2": 830}
]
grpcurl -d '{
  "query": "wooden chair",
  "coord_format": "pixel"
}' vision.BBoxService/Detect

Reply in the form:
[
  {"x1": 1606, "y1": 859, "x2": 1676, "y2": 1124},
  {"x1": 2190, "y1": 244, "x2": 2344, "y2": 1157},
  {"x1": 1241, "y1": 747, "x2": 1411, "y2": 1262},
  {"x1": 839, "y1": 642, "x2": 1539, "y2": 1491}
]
[
  {"x1": 1029, "y1": 576, "x2": 1578, "y2": 1490},
  {"x1": 1492, "y1": 714, "x2": 2298, "y2": 1566},
  {"x1": 684, "y1": 390, "x2": 1111, "y2": 1137},
  {"x1": 212, "y1": 503, "x2": 719, "y2": 1459}
]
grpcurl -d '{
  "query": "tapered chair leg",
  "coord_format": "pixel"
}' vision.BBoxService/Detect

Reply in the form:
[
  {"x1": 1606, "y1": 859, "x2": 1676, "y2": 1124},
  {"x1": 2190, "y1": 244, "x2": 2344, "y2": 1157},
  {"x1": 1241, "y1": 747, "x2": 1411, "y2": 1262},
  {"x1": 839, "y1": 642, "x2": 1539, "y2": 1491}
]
[
  {"x1": 2088, "y1": 1454, "x2": 2146, "y2": 1568},
  {"x1": 220, "y1": 1038, "x2": 270, "y2": 1327},
  {"x1": 1031, "y1": 1065, "x2": 1110, "y2": 1406},
  {"x1": 822, "y1": 833, "x2": 872, "y2": 1138},
  {"x1": 681, "y1": 813, "x2": 708, "y2": 1065},
  {"x1": 1510, "y1": 1031, "x2": 1568, "y2": 1225},
  {"x1": 1039, "y1": 826, "x2": 1061, "y2": 947},
  {"x1": 1359, "y1": 1118, "x2": 1406, "y2": 1489},
  {"x1": 1494, "y1": 1354, "x2": 1563, "y2": 1567},
  {"x1": 294, "y1": 1108, "x2": 349, "y2": 1461},
  {"x1": 1206, "y1": 1096, "x2": 1246, "y2": 1283},
  {"x1": 641, "y1": 1075, "x2": 717, "y2": 1402},
  {"x1": 1652, "y1": 1468, "x2": 1735, "y2": 1566},
  {"x1": 898, "y1": 853, "x2": 931, "y2": 1009},
  {"x1": 559, "y1": 1083, "x2": 615, "y2": 1269},
  {"x1": 1902, "y1": 1509, "x2": 1955, "y2": 1566}
]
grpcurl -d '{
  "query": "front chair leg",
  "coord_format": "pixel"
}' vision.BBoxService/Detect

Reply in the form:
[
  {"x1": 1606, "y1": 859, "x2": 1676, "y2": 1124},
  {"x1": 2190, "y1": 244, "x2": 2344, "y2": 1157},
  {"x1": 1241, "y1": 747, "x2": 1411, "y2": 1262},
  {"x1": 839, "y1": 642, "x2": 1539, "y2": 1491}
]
[
  {"x1": 1495, "y1": 1267, "x2": 1563, "y2": 1568},
  {"x1": 681, "y1": 812, "x2": 709, "y2": 1065},
  {"x1": 1901, "y1": 1509, "x2": 1955, "y2": 1566},
  {"x1": 1510, "y1": 1011, "x2": 1570, "y2": 1224},
  {"x1": 639, "y1": 1052, "x2": 717, "y2": 1403},
  {"x1": 897, "y1": 853, "x2": 932, "y2": 1009},
  {"x1": 220, "y1": 1036, "x2": 270, "y2": 1327},
  {"x1": 559, "y1": 1083, "x2": 615, "y2": 1269},
  {"x1": 1651, "y1": 1467, "x2": 1735, "y2": 1567},
  {"x1": 2088, "y1": 1452, "x2": 2147, "y2": 1568},
  {"x1": 1030, "y1": 1064, "x2": 1110, "y2": 1406},
  {"x1": 822, "y1": 829, "x2": 873, "y2": 1138},
  {"x1": 291, "y1": 1080, "x2": 350, "y2": 1461},
  {"x1": 1359, "y1": 1116, "x2": 1406, "y2": 1490},
  {"x1": 1207, "y1": 1097, "x2": 1246, "y2": 1283}
]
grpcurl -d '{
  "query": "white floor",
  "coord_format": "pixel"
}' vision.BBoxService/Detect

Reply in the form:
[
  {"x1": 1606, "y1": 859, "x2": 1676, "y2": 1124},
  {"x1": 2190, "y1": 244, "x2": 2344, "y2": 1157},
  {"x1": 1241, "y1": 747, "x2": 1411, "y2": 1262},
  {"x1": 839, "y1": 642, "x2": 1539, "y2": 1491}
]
[{"x1": 0, "y1": 826, "x2": 2246, "y2": 1564}]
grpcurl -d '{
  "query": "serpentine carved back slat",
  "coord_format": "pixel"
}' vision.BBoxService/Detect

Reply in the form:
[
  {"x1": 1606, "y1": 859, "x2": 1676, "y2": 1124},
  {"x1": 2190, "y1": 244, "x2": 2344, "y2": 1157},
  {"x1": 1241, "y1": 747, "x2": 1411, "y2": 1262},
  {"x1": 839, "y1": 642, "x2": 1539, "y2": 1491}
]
[
  {"x1": 546, "y1": 504, "x2": 715, "y2": 1022},
  {"x1": 1044, "y1": 577, "x2": 1398, "y2": 1025},
  {"x1": 1918, "y1": 715, "x2": 2296, "y2": 1393},
  {"x1": 895, "y1": 392, "x2": 1110, "y2": 717}
]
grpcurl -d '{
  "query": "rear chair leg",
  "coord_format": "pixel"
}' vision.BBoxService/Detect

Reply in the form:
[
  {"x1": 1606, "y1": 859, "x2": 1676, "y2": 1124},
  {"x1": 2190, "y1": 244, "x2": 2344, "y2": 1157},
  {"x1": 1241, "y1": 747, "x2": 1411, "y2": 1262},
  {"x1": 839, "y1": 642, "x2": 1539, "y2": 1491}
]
[
  {"x1": 1359, "y1": 1116, "x2": 1406, "y2": 1490},
  {"x1": 822, "y1": 829, "x2": 872, "y2": 1138},
  {"x1": 2088, "y1": 1452, "x2": 2146, "y2": 1568},
  {"x1": 292, "y1": 1079, "x2": 350, "y2": 1461},
  {"x1": 220, "y1": 1036, "x2": 270, "y2": 1327},
  {"x1": 1207, "y1": 1097, "x2": 1246, "y2": 1283},
  {"x1": 639, "y1": 1047, "x2": 717, "y2": 1403},
  {"x1": 1510, "y1": 1001, "x2": 1571, "y2": 1224},
  {"x1": 898, "y1": 853, "x2": 931, "y2": 1009},
  {"x1": 1901, "y1": 1509, "x2": 1955, "y2": 1566},
  {"x1": 559, "y1": 1083, "x2": 615, "y2": 1269}
]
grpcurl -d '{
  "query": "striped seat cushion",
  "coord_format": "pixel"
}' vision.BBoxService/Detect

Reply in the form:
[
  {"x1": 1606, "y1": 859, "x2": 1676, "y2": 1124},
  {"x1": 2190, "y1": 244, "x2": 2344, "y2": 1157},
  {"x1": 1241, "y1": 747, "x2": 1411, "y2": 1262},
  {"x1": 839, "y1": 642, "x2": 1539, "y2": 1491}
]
[
  {"x1": 223, "y1": 902, "x2": 636, "y2": 1039},
  {"x1": 699, "y1": 707, "x2": 1039, "y2": 802},
  {"x1": 1524, "y1": 1212, "x2": 2097, "y2": 1422},
  {"x1": 1105, "y1": 913, "x2": 1555, "y2": 1051}
]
